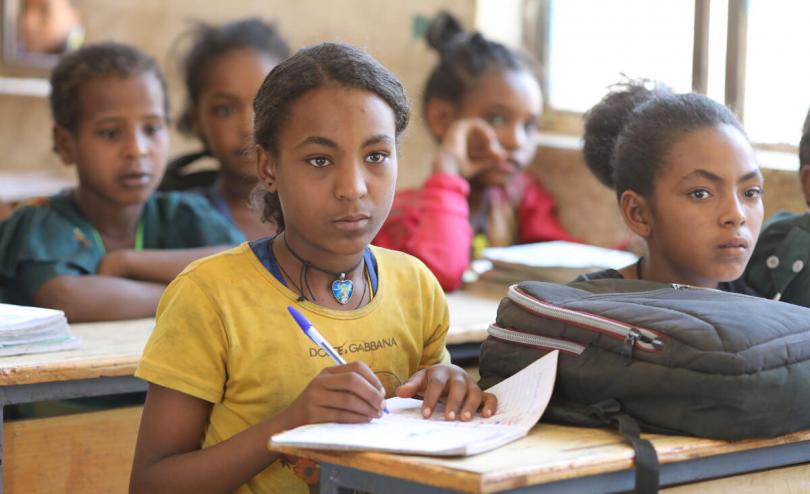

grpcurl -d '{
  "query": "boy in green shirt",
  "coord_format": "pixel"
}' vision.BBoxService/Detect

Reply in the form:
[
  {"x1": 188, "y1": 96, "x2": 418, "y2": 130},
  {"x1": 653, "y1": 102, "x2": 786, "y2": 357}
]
[{"x1": 0, "y1": 42, "x2": 244, "y2": 321}]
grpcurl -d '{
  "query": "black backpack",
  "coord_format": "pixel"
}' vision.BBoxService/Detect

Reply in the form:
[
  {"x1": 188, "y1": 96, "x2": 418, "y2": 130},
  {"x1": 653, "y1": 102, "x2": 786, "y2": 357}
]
[{"x1": 478, "y1": 279, "x2": 810, "y2": 493}]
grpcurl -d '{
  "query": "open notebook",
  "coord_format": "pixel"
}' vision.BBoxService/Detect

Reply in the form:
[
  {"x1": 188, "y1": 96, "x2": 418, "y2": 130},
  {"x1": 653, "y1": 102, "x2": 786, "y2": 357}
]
[
  {"x1": 270, "y1": 350, "x2": 558, "y2": 457},
  {"x1": 0, "y1": 303, "x2": 81, "y2": 357}
]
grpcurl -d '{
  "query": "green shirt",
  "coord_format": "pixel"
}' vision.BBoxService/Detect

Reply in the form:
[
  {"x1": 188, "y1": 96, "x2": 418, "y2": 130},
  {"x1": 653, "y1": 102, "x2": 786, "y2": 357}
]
[
  {"x1": 744, "y1": 211, "x2": 810, "y2": 307},
  {"x1": 0, "y1": 191, "x2": 245, "y2": 306}
]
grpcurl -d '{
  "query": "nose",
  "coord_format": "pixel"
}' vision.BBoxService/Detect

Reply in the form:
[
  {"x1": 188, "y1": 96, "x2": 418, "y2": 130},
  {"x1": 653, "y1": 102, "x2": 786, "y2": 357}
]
[
  {"x1": 239, "y1": 108, "x2": 254, "y2": 139},
  {"x1": 498, "y1": 123, "x2": 528, "y2": 152},
  {"x1": 123, "y1": 128, "x2": 149, "y2": 159},
  {"x1": 334, "y1": 161, "x2": 368, "y2": 201},
  {"x1": 720, "y1": 193, "x2": 746, "y2": 227}
]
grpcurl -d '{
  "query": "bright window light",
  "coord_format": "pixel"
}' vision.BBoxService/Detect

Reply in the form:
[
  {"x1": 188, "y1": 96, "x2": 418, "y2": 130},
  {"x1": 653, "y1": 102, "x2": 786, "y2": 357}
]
[
  {"x1": 546, "y1": 0, "x2": 694, "y2": 113},
  {"x1": 744, "y1": 0, "x2": 810, "y2": 146}
]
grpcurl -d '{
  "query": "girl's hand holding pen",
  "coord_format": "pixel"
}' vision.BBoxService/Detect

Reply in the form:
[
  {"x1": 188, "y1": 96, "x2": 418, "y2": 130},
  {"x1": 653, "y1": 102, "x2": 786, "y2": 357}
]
[
  {"x1": 395, "y1": 363, "x2": 497, "y2": 422},
  {"x1": 280, "y1": 361, "x2": 387, "y2": 428}
]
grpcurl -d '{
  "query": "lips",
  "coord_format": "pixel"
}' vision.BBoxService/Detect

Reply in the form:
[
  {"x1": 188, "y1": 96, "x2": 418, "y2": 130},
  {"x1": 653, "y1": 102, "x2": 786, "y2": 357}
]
[
  {"x1": 333, "y1": 213, "x2": 371, "y2": 231},
  {"x1": 716, "y1": 237, "x2": 749, "y2": 258},
  {"x1": 118, "y1": 173, "x2": 151, "y2": 188}
]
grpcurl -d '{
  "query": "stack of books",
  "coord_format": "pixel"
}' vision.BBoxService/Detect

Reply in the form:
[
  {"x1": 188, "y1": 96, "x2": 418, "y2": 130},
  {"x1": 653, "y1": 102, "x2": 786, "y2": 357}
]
[
  {"x1": 0, "y1": 303, "x2": 81, "y2": 357},
  {"x1": 478, "y1": 240, "x2": 638, "y2": 285}
]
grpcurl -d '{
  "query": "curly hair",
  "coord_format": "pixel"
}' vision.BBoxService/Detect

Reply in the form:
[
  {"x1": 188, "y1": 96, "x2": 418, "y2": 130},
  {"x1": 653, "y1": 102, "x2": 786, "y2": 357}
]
[{"x1": 49, "y1": 41, "x2": 167, "y2": 132}]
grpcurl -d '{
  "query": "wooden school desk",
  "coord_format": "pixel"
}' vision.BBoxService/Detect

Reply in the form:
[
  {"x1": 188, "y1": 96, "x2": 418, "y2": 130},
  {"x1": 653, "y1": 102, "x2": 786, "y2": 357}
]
[
  {"x1": 0, "y1": 287, "x2": 502, "y2": 492},
  {"x1": 0, "y1": 318, "x2": 153, "y2": 493},
  {"x1": 271, "y1": 423, "x2": 810, "y2": 494}
]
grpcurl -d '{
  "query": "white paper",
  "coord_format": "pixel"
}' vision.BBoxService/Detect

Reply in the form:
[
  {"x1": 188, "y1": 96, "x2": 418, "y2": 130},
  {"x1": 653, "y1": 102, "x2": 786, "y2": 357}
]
[
  {"x1": 270, "y1": 351, "x2": 558, "y2": 456},
  {"x1": 483, "y1": 241, "x2": 637, "y2": 270},
  {"x1": 0, "y1": 303, "x2": 79, "y2": 355}
]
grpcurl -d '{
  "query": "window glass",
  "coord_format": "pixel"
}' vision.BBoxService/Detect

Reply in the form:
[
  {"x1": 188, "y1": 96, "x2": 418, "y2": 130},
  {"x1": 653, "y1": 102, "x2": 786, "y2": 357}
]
[
  {"x1": 744, "y1": 0, "x2": 810, "y2": 145},
  {"x1": 547, "y1": 0, "x2": 694, "y2": 112}
]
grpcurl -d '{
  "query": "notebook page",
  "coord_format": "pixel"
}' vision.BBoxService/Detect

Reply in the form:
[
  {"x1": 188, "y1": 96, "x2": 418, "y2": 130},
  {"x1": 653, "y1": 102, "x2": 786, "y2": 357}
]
[{"x1": 270, "y1": 352, "x2": 558, "y2": 456}]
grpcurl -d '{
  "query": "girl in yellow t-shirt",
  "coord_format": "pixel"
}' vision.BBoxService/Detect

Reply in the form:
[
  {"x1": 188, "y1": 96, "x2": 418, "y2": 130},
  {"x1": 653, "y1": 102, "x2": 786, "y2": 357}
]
[{"x1": 130, "y1": 42, "x2": 497, "y2": 494}]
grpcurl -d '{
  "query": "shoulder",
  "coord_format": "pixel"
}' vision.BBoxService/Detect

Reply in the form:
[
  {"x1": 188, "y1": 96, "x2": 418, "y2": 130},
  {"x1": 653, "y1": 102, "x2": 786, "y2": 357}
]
[
  {"x1": 371, "y1": 245, "x2": 443, "y2": 289},
  {"x1": 573, "y1": 268, "x2": 624, "y2": 282},
  {"x1": 145, "y1": 191, "x2": 244, "y2": 245},
  {"x1": 752, "y1": 212, "x2": 810, "y2": 256},
  {"x1": 179, "y1": 242, "x2": 254, "y2": 279},
  {"x1": 148, "y1": 190, "x2": 221, "y2": 217},
  {"x1": 763, "y1": 210, "x2": 807, "y2": 232},
  {"x1": 0, "y1": 194, "x2": 84, "y2": 242}
]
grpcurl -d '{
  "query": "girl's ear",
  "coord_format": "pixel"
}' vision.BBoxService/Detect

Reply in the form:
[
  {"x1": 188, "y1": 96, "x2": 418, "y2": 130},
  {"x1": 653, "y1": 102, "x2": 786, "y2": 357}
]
[
  {"x1": 52, "y1": 125, "x2": 77, "y2": 165},
  {"x1": 619, "y1": 190, "x2": 653, "y2": 238},
  {"x1": 256, "y1": 145, "x2": 279, "y2": 193},
  {"x1": 800, "y1": 165, "x2": 810, "y2": 207},
  {"x1": 424, "y1": 98, "x2": 458, "y2": 141}
]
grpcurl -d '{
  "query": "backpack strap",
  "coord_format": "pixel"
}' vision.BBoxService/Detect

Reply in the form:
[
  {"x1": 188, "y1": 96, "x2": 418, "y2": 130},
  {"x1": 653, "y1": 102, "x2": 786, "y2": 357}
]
[
  {"x1": 589, "y1": 400, "x2": 660, "y2": 494},
  {"x1": 546, "y1": 400, "x2": 660, "y2": 494}
]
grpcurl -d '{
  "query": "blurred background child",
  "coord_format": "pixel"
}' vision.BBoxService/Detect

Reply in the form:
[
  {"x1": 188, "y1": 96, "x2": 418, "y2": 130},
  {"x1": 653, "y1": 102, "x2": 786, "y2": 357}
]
[
  {"x1": 159, "y1": 17, "x2": 290, "y2": 240},
  {"x1": 744, "y1": 105, "x2": 810, "y2": 305},
  {"x1": 374, "y1": 11, "x2": 576, "y2": 291}
]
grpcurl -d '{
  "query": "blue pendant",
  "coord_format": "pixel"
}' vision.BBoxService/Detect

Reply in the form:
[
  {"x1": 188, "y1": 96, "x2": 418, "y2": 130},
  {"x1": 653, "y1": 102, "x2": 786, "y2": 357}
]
[{"x1": 332, "y1": 277, "x2": 353, "y2": 305}]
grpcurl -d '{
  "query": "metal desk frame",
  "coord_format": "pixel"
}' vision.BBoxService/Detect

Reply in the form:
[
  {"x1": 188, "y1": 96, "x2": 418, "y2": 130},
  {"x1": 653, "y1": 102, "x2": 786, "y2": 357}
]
[{"x1": 318, "y1": 440, "x2": 810, "y2": 494}]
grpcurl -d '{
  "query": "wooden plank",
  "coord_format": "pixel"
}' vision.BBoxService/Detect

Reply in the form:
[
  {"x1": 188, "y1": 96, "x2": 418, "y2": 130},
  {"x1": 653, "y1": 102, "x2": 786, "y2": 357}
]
[
  {"x1": 271, "y1": 424, "x2": 810, "y2": 494},
  {"x1": 4, "y1": 406, "x2": 143, "y2": 493},
  {"x1": 662, "y1": 462, "x2": 810, "y2": 493},
  {"x1": 0, "y1": 319, "x2": 153, "y2": 385}
]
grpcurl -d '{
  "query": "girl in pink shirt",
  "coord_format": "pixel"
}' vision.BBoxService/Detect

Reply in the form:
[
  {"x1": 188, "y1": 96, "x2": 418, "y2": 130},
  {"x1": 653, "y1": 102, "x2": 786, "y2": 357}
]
[{"x1": 374, "y1": 12, "x2": 575, "y2": 291}]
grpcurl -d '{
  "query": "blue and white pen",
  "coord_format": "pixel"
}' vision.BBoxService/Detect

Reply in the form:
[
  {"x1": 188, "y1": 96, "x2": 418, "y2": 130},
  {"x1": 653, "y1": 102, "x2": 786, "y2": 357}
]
[{"x1": 287, "y1": 306, "x2": 388, "y2": 414}]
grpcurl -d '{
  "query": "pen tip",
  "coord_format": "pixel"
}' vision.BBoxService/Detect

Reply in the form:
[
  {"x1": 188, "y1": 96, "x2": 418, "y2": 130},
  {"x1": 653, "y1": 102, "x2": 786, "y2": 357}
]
[{"x1": 287, "y1": 306, "x2": 310, "y2": 330}]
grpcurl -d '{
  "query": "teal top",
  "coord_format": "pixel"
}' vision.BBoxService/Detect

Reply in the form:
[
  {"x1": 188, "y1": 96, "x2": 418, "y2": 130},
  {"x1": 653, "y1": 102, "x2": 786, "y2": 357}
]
[
  {"x1": 0, "y1": 191, "x2": 245, "y2": 306},
  {"x1": 744, "y1": 210, "x2": 810, "y2": 307}
]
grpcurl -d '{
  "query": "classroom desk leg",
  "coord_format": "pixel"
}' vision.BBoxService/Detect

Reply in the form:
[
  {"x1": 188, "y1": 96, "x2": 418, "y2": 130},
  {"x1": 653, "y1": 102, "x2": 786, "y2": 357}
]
[{"x1": 0, "y1": 376, "x2": 147, "y2": 494}]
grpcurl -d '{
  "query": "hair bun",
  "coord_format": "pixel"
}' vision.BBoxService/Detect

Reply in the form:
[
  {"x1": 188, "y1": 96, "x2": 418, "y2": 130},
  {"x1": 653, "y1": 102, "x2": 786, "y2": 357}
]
[
  {"x1": 425, "y1": 11, "x2": 466, "y2": 53},
  {"x1": 583, "y1": 81, "x2": 666, "y2": 188}
]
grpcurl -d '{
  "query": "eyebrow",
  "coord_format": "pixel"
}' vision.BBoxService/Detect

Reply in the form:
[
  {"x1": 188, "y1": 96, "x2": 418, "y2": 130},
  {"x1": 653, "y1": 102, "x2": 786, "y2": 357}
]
[
  {"x1": 295, "y1": 134, "x2": 394, "y2": 150},
  {"x1": 295, "y1": 136, "x2": 337, "y2": 149},
  {"x1": 363, "y1": 134, "x2": 394, "y2": 147},
  {"x1": 208, "y1": 92, "x2": 239, "y2": 100},
  {"x1": 681, "y1": 168, "x2": 762, "y2": 183},
  {"x1": 92, "y1": 114, "x2": 164, "y2": 125}
]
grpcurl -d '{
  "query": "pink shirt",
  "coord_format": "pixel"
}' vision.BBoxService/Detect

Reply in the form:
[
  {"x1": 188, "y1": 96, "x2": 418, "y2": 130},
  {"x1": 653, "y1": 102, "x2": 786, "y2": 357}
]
[{"x1": 374, "y1": 172, "x2": 575, "y2": 291}]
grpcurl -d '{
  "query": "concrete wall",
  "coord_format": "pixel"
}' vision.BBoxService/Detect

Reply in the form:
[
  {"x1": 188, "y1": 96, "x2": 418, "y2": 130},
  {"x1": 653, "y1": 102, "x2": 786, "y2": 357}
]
[{"x1": 0, "y1": 0, "x2": 476, "y2": 187}]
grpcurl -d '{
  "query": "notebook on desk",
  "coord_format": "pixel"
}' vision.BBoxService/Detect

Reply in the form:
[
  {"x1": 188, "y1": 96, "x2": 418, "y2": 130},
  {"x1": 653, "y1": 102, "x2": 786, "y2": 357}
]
[
  {"x1": 270, "y1": 351, "x2": 558, "y2": 457},
  {"x1": 479, "y1": 241, "x2": 638, "y2": 284},
  {"x1": 0, "y1": 304, "x2": 81, "y2": 357}
]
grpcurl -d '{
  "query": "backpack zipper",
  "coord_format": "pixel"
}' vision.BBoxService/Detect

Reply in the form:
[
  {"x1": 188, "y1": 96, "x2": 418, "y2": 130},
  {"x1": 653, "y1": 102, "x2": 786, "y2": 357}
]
[
  {"x1": 488, "y1": 324, "x2": 586, "y2": 355},
  {"x1": 507, "y1": 285, "x2": 665, "y2": 353}
]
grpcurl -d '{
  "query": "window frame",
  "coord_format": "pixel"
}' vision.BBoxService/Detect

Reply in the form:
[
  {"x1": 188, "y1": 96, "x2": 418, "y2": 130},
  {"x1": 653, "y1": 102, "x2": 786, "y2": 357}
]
[{"x1": 525, "y1": 0, "x2": 758, "y2": 140}]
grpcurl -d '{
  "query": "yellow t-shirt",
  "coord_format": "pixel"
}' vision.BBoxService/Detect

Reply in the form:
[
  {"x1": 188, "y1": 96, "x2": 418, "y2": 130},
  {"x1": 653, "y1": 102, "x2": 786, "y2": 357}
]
[{"x1": 135, "y1": 243, "x2": 451, "y2": 494}]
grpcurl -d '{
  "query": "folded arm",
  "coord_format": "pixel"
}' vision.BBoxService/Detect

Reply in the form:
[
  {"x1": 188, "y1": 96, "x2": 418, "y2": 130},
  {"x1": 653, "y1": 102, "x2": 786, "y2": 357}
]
[
  {"x1": 33, "y1": 275, "x2": 166, "y2": 322},
  {"x1": 98, "y1": 246, "x2": 230, "y2": 284}
]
